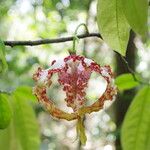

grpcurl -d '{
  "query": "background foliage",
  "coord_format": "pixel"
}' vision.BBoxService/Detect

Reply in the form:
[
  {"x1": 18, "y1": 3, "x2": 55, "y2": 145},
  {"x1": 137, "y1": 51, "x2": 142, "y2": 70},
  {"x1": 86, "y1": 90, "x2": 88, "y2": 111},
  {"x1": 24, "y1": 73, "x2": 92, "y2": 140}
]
[{"x1": 0, "y1": 0, "x2": 150, "y2": 150}]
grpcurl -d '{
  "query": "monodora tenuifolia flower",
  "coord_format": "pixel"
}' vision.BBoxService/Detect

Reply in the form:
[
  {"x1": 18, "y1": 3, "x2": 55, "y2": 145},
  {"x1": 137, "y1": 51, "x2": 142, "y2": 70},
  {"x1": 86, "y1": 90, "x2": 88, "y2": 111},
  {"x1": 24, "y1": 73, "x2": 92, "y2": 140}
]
[{"x1": 33, "y1": 54, "x2": 117, "y2": 145}]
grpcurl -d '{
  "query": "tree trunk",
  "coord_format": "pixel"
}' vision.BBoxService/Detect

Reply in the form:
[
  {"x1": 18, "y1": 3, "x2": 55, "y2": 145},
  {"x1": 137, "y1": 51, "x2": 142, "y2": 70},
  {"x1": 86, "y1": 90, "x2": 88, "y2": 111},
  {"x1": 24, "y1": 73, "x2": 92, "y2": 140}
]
[{"x1": 115, "y1": 31, "x2": 136, "y2": 150}]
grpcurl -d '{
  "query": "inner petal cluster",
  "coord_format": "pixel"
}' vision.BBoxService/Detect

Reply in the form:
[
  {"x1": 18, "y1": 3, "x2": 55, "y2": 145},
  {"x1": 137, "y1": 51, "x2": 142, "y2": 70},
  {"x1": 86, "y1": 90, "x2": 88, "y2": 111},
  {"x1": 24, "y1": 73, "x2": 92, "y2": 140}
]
[{"x1": 58, "y1": 55, "x2": 93, "y2": 111}]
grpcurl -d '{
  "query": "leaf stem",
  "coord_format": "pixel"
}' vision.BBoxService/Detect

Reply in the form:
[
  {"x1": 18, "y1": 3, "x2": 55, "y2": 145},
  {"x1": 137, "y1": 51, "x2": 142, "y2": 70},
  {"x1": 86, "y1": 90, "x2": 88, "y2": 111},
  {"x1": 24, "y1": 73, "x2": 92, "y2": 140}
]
[{"x1": 115, "y1": 51, "x2": 150, "y2": 86}]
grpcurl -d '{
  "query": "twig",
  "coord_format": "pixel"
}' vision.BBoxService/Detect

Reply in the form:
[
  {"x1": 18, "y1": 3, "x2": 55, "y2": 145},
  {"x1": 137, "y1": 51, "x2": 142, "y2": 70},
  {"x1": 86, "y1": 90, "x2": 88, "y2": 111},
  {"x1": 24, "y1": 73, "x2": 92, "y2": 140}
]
[
  {"x1": 0, "y1": 89, "x2": 12, "y2": 95},
  {"x1": 4, "y1": 33, "x2": 102, "y2": 47},
  {"x1": 115, "y1": 51, "x2": 149, "y2": 85},
  {"x1": 2, "y1": 32, "x2": 149, "y2": 86}
]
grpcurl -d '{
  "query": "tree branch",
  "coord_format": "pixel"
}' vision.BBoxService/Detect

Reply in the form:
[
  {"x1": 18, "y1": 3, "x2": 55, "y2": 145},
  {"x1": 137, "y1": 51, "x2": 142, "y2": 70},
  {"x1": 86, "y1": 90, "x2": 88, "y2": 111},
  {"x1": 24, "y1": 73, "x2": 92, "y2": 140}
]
[
  {"x1": 3, "y1": 1, "x2": 149, "y2": 46},
  {"x1": 2, "y1": 32, "x2": 149, "y2": 86},
  {"x1": 4, "y1": 33, "x2": 102, "y2": 47},
  {"x1": 115, "y1": 51, "x2": 150, "y2": 85},
  {"x1": 0, "y1": 89, "x2": 12, "y2": 95}
]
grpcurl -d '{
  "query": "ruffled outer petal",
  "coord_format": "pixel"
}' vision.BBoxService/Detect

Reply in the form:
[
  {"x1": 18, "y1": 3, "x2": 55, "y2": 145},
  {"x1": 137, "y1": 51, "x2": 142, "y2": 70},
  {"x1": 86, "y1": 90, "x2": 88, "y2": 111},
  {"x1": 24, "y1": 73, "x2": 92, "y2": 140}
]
[{"x1": 33, "y1": 55, "x2": 117, "y2": 119}]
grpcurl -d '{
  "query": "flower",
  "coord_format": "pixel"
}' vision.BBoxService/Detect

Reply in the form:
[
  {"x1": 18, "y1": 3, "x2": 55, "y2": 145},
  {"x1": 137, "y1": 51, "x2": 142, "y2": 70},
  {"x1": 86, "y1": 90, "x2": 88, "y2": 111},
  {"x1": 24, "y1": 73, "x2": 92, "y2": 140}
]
[
  {"x1": 33, "y1": 54, "x2": 117, "y2": 144},
  {"x1": 33, "y1": 54, "x2": 117, "y2": 117}
]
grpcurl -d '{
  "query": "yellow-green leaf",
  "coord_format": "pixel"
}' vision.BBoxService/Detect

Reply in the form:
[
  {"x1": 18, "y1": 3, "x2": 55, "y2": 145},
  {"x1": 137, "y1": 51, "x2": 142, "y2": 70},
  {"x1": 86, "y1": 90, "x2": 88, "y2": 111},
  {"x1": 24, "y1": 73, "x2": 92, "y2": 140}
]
[
  {"x1": 0, "y1": 122, "x2": 22, "y2": 150},
  {"x1": 0, "y1": 94, "x2": 12, "y2": 129},
  {"x1": 121, "y1": 86, "x2": 150, "y2": 150},
  {"x1": 15, "y1": 86, "x2": 37, "y2": 102},
  {"x1": 115, "y1": 73, "x2": 139, "y2": 91},
  {"x1": 13, "y1": 93, "x2": 40, "y2": 150},
  {"x1": 122, "y1": 0, "x2": 148, "y2": 36},
  {"x1": 97, "y1": 0, "x2": 130, "y2": 56}
]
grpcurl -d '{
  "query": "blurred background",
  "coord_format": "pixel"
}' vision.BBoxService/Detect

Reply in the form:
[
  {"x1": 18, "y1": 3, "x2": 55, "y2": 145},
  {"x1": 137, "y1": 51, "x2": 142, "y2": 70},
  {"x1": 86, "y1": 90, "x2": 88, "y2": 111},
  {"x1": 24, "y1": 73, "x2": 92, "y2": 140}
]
[{"x1": 0, "y1": 0, "x2": 150, "y2": 150}]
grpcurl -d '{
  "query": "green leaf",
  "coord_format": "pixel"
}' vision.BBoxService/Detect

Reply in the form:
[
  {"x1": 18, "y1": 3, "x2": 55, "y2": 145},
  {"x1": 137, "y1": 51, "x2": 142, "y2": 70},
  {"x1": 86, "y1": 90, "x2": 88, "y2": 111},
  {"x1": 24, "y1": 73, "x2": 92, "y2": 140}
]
[
  {"x1": 0, "y1": 122, "x2": 22, "y2": 150},
  {"x1": 121, "y1": 86, "x2": 150, "y2": 150},
  {"x1": 0, "y1": 94, "x2": 12, "y2": 129},
  {"x1": 115, "y1": 73, "x2": 139, "y2": 91},
  {"x1": 13, "y1": 93, "x2": 40, "y2": 150},
  {"x1": 0, "y1": 127, "x2": 11, "y2": 150},
  {"x1": 0, "y1": 40, "x2": 8, "y2": 73},
  {"x1": 97, "y1": 0, "x2": 130, "y2": 56},
  {"x1": 15, "y1": 86, "x2": 37, "y2": 103},
  {"x1": 122, "y1": 0, "x2": 148, "y2": 36}
]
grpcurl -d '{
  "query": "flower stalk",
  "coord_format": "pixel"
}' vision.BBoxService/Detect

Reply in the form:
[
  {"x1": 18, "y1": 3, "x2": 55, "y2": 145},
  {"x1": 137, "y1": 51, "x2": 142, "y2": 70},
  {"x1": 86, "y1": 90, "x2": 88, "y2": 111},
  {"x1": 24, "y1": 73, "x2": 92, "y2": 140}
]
[{"x1": 72, "y1": 23, "x2": 89, "y2": 54}]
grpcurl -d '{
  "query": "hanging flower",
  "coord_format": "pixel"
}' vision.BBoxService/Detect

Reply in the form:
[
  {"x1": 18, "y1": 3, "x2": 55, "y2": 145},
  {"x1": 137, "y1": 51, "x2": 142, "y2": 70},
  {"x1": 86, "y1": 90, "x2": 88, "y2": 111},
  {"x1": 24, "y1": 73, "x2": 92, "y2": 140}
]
[{"x1": 33, "y1": 54, "x2": 117, "y2": 144}]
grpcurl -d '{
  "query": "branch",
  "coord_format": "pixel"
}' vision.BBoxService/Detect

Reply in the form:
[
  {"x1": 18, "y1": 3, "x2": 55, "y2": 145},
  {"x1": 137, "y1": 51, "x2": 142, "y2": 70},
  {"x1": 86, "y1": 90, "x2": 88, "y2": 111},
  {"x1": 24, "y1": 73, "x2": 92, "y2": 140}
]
[
  {"x1": 115, "y1": 51, "x2": 149, "y2": 85},
  {"x1": 3, "y1": 32, "x2": 149, "y2": 86},
  {"x1": 4, "y1": 33, "x2": 102, "y2": 47},
  {"x1": 0, "y1": 89, "x2": 12, "y2": 95}
]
